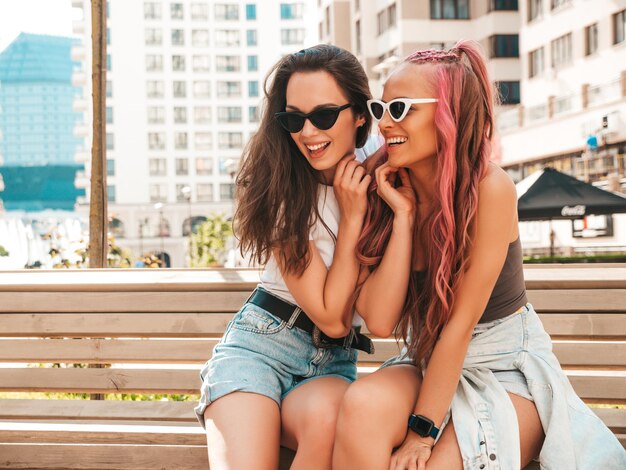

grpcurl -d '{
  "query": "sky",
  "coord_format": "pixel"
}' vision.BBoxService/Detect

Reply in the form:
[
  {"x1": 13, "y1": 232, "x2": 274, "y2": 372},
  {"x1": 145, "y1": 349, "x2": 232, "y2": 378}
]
[{"x1": 0, "y1": 0, "x2": 77, "y2": 52}]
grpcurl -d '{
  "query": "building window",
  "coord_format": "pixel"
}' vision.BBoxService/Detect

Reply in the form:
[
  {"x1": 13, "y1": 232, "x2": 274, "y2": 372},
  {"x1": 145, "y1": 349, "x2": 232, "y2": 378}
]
[
  {"x1": 147, "y1": 106, "x2": 166, "y2": 124},
  {"x1": 195, "y1": 132, "x2": 213, "y2": 150},
  {"x1": 191, "y1": 3, "x2": 209, "y2": 20},
  {"x1": 146, "y1": 55, "x2": 163, "y2": 72},
  {"x1": 192, "y1": 29, "x2": 209, "y2": 47},
  {"x1": 496, "y1": 81, "x2": 520, "y2": 104},
  {"x1": 528, "y1": 0, "x2": 542, "y2": 22},
  {"x1": 615, "y1": 10, "x2": 626, "y2": 45},
  {"x1": 193, "y1": 55, "x2": 210, "y2": 72},
  {"x1": 174, "y1": 107, "x2": 187, "y2": 123},
  {"x1": 196, "y1": 158, "x2": 213, "y2": 176},
  {"x1": 146, "y1": 80, "x2": 164, "y2": 98},
  {"x1": 490, "y1": 0, "x2": 518, "y2": 10},
  {"x1": 248, "y1": 81, "x2": 259, "y2": 97},
  {"x1": 106, "y1": 106, "x2": 113, "y2": 124},
  {"x1": 216, "y1": 55, "x2": 240, "y2": 72},
  {"x1": 149, "y1": 184, "x2": 167, "y2": 203},
  {"x1": 108, "y1": 185, "x2": 116, "y2": 203},
  {"x1": 247, "y1": 29, "x2": 258, "y2": 46},
  {"x1": 144, "y1": 2, "x2": 162, "y2": 19},
  {"x1": 377, "y1": 10, "x2": 387, "y2": 35},
  {"x1": 106, "y1": 133, "x2": 114, "y2": 150},
  {"x1": 388, "y1": 3, "x2": 397, "y2": 29},
  {"x1": 194, "y1": 106, "x2": 212, "y2": 123},
  {"x1": 325, "y1": 6, "x2": 330, "y2": 35},
  {"x1": 585, "y1": 23, "x2": 599, "y2": 56},
  {"x1": 107, "y1": 159, "x2": 115, "y2": 177},
  {"x1": 249, "y1": 106, "x2": 259, "y2": 123},
  {"x1": 171, "y1": 3, "x2": 184, "y2": 19},
  {"x1": 216, "y1": 4, "x2": 239, "y2": 20},
  {"x1": 217, "y1": 81, "x2": 241, "y2": 97},
  {"x1": 550, "y1": 0, "x2": 570, "y2": 10},
  {"x1": 148, "y1": 132, "x2": 166, "y2": 150},
  {"x1": 218, "y1": 132, "x2": 243, "y2": 149},
  {"x1": 551, "y1": 33, "x2": 572, "y2": 68},
  {"x1": 490, "y1": 35, "x2": 519, "y2": 57},
  {"x1": 106, "y1": 54, "x2": 112, "y2": 71},
  {"x1": 281, "y1": 28, "x2": 305, "y2": 45},
  {"x1": 220, "y1": 183, "x2": 235, "y2": 200},
  {"x1": 218, "y1": 107, "x2": 242, "y2": 123},
  {"x1": 149, "y1": 158, "x2": 167, "y2": 176},
  {"x1": 281, "y1": 3, "x2": 304, "y2": 20},
  {"x1": 172, "y1": 55, "x2": 186, "y2": 72},
  {"x1": 193, "y1": 81, "x2": 211, "y2": 98},
  {"x1": 174, "y1": 132, "x2": 188, "y2": 150},
  {"x1": 173, "y1": 81, "x2": 187, "y2": 98},
  {"x1": 430, "y1": 0, "x2": 469, "y2": 20},
  {"x1": 197, "y1": 183, "x2": 214, "y2": 202},
  {"x1": 145, "y1": 28, "x2": 163, "y2": 46},
  {"x1": 171, "y1": 29, "x2": 185, "y2": 46},
  {"x1": 106, "y1": 80, "x2": 113, "y2": 97},
  {"x1": 247, "y1": 55, "x2": 258, "y2": 71},
  {"x1": 215, "y1": 29, "x2": 240, "y2": 47},
  {"x1": 246, "y1": 3, "x2": 256, "y2": 20},
  {"x1": 529, "y1": 47, "x2": 544, "y2": 78},
  {"x1": 355, "y1": 20, "x2": 361, "y2": 55},
  {"x1": 176, "y1": 159, "x2": 189, "y2": 176}
]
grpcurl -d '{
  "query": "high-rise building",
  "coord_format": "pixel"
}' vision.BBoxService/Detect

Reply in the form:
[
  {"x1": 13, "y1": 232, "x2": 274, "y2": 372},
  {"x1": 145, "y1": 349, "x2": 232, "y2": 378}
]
[
  {"x1": 71, "y1": 0, "x2": 318, "y2": 266},
  {"x1": 0, "y1": 33, "x2": 84, "y2": 211},
  {"x1": 319, "y1": 0, "x2": 521, "y2": 104},
  {"x1": 498, "y1": 0, "x2": 626, "y2": 186}
]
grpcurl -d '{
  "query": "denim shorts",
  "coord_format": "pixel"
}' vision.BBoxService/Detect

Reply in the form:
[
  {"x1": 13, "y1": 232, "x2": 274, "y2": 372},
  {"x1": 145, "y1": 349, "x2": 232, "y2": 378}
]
[
  {"x1": 194, "y1": 301, "x2": 358, "y2": 428},
  {"x1": 381, "y1": 304, "x2": 532, "y2": 401}
]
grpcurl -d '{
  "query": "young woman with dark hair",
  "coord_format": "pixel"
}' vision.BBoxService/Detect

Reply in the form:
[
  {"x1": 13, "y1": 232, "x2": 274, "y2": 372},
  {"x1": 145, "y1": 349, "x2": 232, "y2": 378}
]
[
  {"x1": 332, "y1": 41, "x2": 626, "y2": 470},
  {"x1": 194, "y1": 45, "x2": 377, "y2": 470}
]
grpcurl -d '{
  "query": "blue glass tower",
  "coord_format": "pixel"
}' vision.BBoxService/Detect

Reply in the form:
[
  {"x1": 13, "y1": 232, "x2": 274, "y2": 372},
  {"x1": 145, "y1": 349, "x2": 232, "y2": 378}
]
[{"x1": 0, "y1": 33, "x2": 84, "y2": 211}]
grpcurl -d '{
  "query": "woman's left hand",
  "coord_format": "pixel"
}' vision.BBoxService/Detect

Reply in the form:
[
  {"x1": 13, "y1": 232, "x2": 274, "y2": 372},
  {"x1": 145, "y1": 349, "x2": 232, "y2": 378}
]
[{"x1": 389, "y1": 433, "x2": 434, "y2": 470}]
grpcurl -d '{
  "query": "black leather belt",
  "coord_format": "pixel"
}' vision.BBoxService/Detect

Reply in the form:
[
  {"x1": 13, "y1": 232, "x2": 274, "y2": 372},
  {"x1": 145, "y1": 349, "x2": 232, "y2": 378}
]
[{"x1": 246, "y1": 288, "x2": 374, "y2": 354}]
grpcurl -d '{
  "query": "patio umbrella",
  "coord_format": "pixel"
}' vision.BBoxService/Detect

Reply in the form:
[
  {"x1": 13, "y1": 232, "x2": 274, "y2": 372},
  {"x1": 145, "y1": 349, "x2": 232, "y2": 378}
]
[{"x1": 516, "y1": 167, "x2": 626, "y2": 256}]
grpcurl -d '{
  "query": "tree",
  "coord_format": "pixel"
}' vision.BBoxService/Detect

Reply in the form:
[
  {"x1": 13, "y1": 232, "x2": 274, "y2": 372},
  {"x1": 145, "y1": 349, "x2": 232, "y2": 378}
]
[{"x1": 190, "y1": 213, "x2": 233, "y2": 267}]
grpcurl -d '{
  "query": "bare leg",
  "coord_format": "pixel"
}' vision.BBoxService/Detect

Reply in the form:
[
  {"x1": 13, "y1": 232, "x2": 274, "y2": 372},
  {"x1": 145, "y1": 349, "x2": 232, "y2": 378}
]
[
  {"x1": 281, "y1": 376, "x2": 351, "y2": 470},
  {"x1": 426, "y1": 392, "x2": 544, "y2": 469},
  {"x1": 204, "y1": 392, "x2": 281, "y2": 470},
  {"x1": 333, "y1": 365, "x2": 421, "y2": 470}
]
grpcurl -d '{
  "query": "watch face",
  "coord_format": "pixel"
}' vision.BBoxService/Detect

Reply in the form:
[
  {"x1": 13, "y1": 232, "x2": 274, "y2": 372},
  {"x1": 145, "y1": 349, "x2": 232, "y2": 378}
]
[{"x1": 414, "y1": 417, "x2": 433, "y2": 436}]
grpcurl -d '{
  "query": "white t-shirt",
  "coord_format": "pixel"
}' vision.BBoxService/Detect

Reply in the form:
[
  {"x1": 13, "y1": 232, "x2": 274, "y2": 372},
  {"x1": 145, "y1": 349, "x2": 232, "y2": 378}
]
[{"x1": 260, "y1": 184, "x2": 363, "y2": 327}]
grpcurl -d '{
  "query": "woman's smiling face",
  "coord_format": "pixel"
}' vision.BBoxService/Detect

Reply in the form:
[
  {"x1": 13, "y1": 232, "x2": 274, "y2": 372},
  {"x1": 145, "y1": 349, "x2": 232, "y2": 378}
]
[
  {"x1": 378, "y1": 63, "x2": 439, "y2": 170},
  {"x1": 285, "y1": 70, "x2": 365, "y2": 181}
]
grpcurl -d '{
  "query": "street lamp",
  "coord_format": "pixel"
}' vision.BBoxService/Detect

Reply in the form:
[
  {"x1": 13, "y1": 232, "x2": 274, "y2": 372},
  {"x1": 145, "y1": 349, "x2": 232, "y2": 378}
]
[
  {"x1": 154, "y1": 202, "x2": 165, "y2": 267},
  {"x1": 180, "y1": 185, "x2": 192, "y2": 267}
]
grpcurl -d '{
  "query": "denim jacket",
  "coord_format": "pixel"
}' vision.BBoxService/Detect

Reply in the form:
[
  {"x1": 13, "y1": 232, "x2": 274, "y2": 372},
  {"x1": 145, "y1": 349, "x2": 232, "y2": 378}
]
[{"x1": 450, "y1": 305, "x2": 626, "y2": 469}]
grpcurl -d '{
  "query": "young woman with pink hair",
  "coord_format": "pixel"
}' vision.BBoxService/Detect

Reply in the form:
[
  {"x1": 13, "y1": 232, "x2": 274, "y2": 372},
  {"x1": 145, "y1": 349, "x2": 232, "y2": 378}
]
[{"x1": 333, "y1": 41, "x2": 626, "y2": 469}]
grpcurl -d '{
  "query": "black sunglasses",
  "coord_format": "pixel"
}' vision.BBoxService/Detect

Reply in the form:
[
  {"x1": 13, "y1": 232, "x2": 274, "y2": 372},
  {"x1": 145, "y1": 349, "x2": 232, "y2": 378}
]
[{"x1": 275, "y1": 103, "x2": 352, "y2": 133}]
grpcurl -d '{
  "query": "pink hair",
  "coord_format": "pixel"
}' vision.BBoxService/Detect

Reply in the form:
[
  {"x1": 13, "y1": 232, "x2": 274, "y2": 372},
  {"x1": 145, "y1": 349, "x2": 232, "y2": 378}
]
[{"x1": 357, "y1": 40, "x2": 494, "y2": 367}]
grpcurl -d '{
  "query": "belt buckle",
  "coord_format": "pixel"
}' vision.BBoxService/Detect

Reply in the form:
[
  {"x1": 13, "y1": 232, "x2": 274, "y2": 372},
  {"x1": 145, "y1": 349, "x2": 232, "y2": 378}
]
[{"x1": 312, "y1": 326, "x2": 335, "y2": 349}]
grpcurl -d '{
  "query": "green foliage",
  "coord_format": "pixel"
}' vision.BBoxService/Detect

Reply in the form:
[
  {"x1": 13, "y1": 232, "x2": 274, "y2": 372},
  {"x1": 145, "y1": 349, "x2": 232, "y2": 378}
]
[
  {"x1": 190, "y1": 213, "x2": 233, "y2": 267},
  {"x1": 0, "y1": 245, "x2": 8, "y2": 256}
]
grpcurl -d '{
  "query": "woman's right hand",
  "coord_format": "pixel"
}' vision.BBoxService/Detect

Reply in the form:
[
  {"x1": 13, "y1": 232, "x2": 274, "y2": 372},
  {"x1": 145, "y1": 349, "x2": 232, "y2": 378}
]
[{"x1": 375, "y1": 162, "x2": 416, "y2": 219}]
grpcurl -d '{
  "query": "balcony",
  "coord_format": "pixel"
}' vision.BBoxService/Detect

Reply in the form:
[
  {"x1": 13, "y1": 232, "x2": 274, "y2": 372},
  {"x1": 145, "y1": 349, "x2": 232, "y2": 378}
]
[
  {"x1": 72, "y1": 20, "x2": 85, "y2": 35},
  {"x1": 72, "y1": 72, "x2": 86, "y2": 87},
  {"x1": 73, "y1": 123, "x2": 90, "y2": 137},
  {"x1": 74, "y1": 171, "x2": 90, "y2": 189},
  {"x1": 73, "y1": 98, "x2": 89, "y2": 113},
  {"x1": 74, "y1": 149, "x2": 90, "y2": 164},
  {"x1": 71, "y1": 45, "x2": 86, "y2": 62}
]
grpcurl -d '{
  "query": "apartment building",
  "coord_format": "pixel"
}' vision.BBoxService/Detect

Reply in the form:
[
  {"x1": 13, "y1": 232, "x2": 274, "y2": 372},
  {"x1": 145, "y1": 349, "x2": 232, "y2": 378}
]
[
  {"x1": 319, "y1": 0, "x2": 521, "y2": 102},
  {"x1": 71, "y1": 0, "x2": 318, "y2": 266},
  {"x1": 496, "y1": 0, "x2": 626, "y2": 254}
]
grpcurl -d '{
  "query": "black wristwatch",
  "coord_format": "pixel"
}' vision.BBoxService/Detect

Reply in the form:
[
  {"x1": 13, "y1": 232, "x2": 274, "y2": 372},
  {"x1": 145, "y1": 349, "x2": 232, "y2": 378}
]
[{"x1": 408, "y1": 414, "x2": 440, "y2": 439}]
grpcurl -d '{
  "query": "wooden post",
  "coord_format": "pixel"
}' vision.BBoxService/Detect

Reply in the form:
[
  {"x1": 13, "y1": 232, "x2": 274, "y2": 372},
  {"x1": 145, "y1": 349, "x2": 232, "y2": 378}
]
[
  {"x1": 89, "y1": 0, "x2": 108, "y2": 402},
  {"x1": 89, "y1": 0, "x2": 108, "y2": 269}
]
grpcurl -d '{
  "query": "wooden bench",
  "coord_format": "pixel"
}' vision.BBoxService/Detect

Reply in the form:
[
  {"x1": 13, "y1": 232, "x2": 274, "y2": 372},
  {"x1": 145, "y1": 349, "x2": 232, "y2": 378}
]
[{"x1": 0, "y1": 266, "x2": 624, "y2": 469}]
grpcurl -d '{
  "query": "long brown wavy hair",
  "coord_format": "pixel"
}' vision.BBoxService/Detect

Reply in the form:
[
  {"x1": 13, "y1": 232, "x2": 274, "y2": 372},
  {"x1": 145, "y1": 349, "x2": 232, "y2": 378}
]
[
  {"x1": 357, "y1": 40, "x2": 495, "y2": 367},
  {"x1": 234, "y1": 45, "x2": 372, "y2": 275}
]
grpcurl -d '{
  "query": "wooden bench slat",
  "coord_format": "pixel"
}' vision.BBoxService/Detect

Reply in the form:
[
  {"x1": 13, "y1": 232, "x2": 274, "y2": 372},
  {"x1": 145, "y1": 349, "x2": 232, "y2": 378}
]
[
  {"x1": 527, "y1": 290, "x2": 626, "y2": 312},
  {"x1": 538, "y1": 313, "x2": 626, "y2": 337},
  {"x1": 1, "y1": 368, "x2": 624, "y2": 401},
  {"x1": 1, "y1": 338, "x2": 623, "y2": 367},
  {"x1": 0, "y1": 399, "x2": 197, "y2": 422},
  {"x1": 0, "y1": 291, "x2": 250, "y2": 313},
  {"x1": 0, "y1": 313, "x2": 233, "y2": 337}
]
